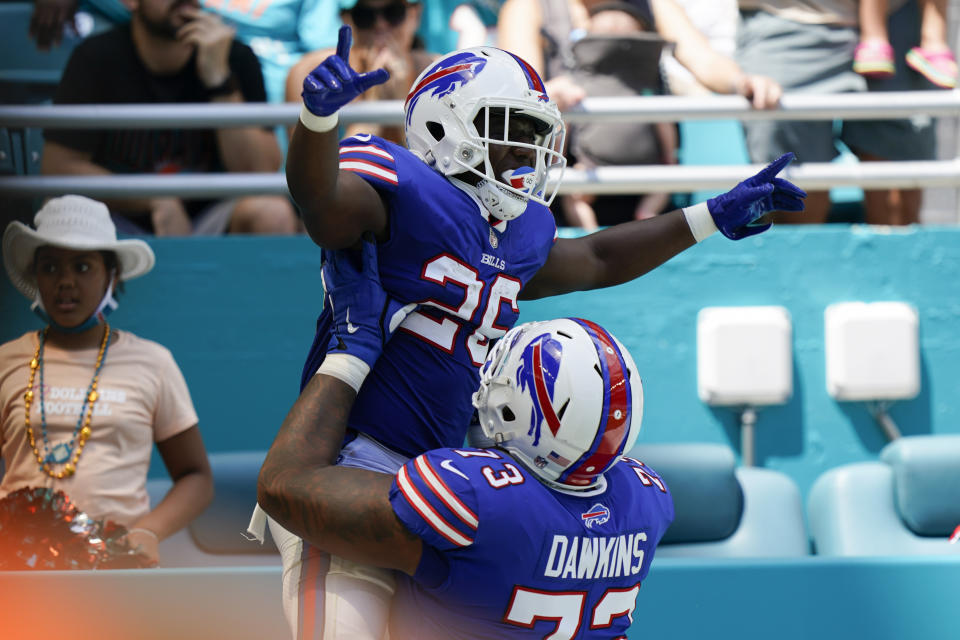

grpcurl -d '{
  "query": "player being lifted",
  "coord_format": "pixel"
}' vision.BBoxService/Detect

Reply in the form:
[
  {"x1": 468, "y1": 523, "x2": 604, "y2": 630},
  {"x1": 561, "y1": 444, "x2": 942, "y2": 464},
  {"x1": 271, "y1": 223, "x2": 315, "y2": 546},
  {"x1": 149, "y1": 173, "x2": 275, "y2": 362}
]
[
  {"x1": 254, "y1": 24, "x2": 805, "y2": 639},
  {"x1": 258, "y1": 238, "x2": 675, "y2": 639}
]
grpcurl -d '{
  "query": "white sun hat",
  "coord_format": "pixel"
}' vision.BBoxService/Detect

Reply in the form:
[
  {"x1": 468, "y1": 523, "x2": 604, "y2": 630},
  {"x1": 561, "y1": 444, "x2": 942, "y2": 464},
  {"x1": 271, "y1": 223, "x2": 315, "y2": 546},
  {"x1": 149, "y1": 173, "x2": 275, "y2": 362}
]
[{"x1": 2, "y1": 195, "x2": 155, "y2": 301}]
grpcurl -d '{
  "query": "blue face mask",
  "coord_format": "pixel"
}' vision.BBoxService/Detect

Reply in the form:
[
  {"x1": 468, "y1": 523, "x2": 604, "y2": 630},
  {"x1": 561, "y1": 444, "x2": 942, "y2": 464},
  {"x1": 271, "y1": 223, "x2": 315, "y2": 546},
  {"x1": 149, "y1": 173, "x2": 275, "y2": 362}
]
[{"x1": 32, "y1": 274, "x2": 118, "y2": 333}]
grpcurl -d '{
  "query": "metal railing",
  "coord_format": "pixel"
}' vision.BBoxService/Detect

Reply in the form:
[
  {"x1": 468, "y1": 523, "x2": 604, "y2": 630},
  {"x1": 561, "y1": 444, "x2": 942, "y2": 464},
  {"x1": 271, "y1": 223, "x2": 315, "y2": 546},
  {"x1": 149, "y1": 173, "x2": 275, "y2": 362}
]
[{"x1": 1, "y1": 91, "x2": 958, "y2": 204}]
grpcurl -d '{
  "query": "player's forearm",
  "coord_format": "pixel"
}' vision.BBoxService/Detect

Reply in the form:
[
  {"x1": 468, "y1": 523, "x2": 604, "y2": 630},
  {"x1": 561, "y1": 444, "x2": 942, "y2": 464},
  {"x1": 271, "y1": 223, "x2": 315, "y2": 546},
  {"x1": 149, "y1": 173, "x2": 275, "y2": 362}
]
[
  {"x1": 258, "y1": 374, "x2": 351, "y2": 541},
  {"x1": 584, "y1": 210, "x2": 696, "y2": 288},
  {"x1": 285, "y1": 123, "x2": 347, "y2": 244},
  {"x1": 257, "y1": 374, "x2": 421, "y2": 573},
  {"x1": 285, "y1": 124, "x2": 388, "y2": 249},
  {"x1": 269, "y1": 463, "x2": 420, "y2": 574},
  {"x1": 522, "y1": 210, "x2": 696, "y2": 298},
  {"x1": 259, "y1": 373, "x2": 353, "y2": 501}
]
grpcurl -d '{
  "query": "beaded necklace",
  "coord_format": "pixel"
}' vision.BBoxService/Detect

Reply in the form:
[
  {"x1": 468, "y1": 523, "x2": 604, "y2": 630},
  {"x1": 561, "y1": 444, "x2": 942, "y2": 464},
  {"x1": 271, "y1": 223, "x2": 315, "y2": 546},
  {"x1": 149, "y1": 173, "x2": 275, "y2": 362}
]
[{"x1": 23, "y1": 323, "x2": 111, "y2": 479}]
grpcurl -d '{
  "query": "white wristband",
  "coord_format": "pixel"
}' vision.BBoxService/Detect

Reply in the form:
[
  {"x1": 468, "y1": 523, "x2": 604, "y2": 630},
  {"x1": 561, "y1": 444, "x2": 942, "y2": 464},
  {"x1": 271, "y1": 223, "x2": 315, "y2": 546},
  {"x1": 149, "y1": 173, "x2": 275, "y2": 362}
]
[
  {"x1": 299, "y1": 104, "x2": 339, "y2": 133},
  {"x1": 682, "y1": 202, "x2": 719, "y2": 243},
  {"x1": 316, "y1": 353, "x2": 370, "y2": 393}
]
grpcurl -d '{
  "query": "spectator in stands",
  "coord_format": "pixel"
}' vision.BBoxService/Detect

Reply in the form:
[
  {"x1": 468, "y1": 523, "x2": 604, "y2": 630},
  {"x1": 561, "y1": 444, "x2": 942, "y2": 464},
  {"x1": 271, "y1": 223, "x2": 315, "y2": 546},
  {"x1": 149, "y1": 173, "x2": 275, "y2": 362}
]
[
  {"x1": 855, "y1": 0, "x2": 956, "y2": 89},
  {"x1": 29, "y1": 0, "x2": 131, "y2": 51},
  {"x1": 498, "y1": 0, "x2": 783, "y2": 112},
  {"x1": 419, "y1": 0, "x2": 503, "y2": 52},
  {"x1": 737, "y1": 0, "x2": 938, "y2": 225},
  {"x1": 448, "y1": 1, "x2": 500, "y2": 49},
  {"x1": 41, "y1": 0, "x2": 299, "y2": 236},
  {"x1": 199, "y1": 0, "x2": 342, "y2": 105},
  {"x1": 498, "y1": 0, "x2": 782, "y2": 229},
  {"x1": 659, "y1": 0, "x2": 738, "y2": 96},
  {"x1": 28, "y1": 0, "x2": 343, "y2": 106},
  {"x1": 0, "y1": 195, "x2": 214, "y2": 566},
  {"x1": 552, "y1": 1, "x2": 679, "y2": 228},
  {"x1": 285, "y1": 0, "x2": 437, "y2": 144}
]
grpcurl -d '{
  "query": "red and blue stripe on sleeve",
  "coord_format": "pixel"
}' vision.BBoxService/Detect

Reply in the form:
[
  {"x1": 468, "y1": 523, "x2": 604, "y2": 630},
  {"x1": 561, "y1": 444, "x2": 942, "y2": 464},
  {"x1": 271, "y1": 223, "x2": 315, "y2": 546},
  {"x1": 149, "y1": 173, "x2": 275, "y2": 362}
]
[
  {"x1": 390, "y1": 451, "x2": 479, "y2": 551},
  {"x1": 339, "y1": 136, "x2": 399, "y2": 190}
]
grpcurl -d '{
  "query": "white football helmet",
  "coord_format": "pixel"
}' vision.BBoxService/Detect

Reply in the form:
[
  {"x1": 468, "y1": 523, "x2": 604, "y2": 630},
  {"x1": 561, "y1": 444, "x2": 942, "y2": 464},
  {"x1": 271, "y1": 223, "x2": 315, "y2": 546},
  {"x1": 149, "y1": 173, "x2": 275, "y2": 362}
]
[
  {"x1": 404, "y1": 47, "x2": 567, "y2": 221},
  {"x1": 471, "y1": 318, "x2": 643, "y2": 496}
]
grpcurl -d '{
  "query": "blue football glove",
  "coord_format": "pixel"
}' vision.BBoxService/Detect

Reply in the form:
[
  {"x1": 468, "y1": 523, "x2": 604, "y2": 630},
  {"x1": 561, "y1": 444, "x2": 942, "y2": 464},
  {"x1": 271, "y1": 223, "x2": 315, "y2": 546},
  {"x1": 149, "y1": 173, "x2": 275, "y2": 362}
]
[
  {"x1": 706, "y1": 153, "x2": 807, "y2": 240},
  {"x1": 302, "y1": 25, "x2": 390, "y2": 117},
  {"x1": 321, "y1": 237, "x2": 416, "y2": 368}
]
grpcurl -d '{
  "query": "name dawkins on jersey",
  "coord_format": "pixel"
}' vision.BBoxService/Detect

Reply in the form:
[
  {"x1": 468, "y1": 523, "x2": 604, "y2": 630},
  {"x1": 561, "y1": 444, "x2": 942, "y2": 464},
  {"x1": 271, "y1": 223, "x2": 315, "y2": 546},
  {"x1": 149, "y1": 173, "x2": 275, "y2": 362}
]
[{"x1": 542, "y1": 532, "x2": 648, "y2": 580}]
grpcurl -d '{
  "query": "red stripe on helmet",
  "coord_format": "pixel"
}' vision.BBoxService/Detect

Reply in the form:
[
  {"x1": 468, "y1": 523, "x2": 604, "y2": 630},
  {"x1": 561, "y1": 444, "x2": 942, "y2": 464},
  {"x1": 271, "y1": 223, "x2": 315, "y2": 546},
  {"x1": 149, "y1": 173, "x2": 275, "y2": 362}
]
[
  {"x1": 563, "y1": 319, "x2": 630, "y2": 485},
  {"x1": 532, "y1": 343, "x2": 562, "y2": 436},
  {"x1": 506, "y1": 51, "x2": 546, "y2": 93},
  {"x1": 404, "y1": 63, "x2": 476, "y2": 109}
]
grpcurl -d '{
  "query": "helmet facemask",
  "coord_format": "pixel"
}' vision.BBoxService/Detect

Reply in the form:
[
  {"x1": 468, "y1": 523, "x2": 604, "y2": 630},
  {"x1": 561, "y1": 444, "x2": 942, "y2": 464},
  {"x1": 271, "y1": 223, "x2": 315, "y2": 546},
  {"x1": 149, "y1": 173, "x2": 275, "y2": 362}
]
[{"x1": 466, "y1": 101, "x2": 566, "y2": 221}]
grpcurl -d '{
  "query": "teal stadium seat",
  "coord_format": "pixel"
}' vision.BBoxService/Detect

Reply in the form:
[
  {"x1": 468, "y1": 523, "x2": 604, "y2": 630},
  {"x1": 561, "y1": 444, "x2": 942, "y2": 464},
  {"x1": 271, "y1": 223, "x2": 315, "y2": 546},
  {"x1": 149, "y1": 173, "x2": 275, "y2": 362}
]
[
  {"x1": 148, "y1": 451, "x2": 280, "y2": 567},
  {"x1": 0, "y1": 1, "x2": 84, "y2": 223},
  {"x1": 631, "y1": 443, "x2": 810, "y2": 557},
  {"x1": 808, "y1": 435, "x2": 960, "y2": 556},
  {"x1": 0, "y1": 2, "x2": 82, "y2": 102},
  {"x1": 0, "y1": 2, "x2": 113, "y2": 180}
]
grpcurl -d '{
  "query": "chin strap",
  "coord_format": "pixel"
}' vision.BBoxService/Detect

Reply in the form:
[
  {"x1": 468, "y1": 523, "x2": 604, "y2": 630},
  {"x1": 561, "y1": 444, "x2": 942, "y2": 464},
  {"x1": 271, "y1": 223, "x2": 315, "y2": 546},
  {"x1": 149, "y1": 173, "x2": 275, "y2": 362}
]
[
  {"x1": 32, "y1": 275, "x2": 118, "y2": 334},
  {"x1": 477, "y1": 167, "x2": 540, "y2": 221}
]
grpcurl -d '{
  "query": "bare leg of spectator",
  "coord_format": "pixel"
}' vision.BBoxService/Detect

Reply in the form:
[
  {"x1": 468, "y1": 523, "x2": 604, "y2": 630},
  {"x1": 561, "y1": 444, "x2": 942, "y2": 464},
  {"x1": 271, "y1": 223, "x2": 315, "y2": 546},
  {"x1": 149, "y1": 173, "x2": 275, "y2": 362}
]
[
  {"x1": 919, "y1": 0, "x2": 952, "y2": 51},
  {"x1": 856, "y1": 151, "x2": 922, "y2": 225},
  {"x1": 230, "y1": 196, "x2": 300, "y2": 234},
  {"x1": 561, "y1": 193, "x2": 600, "y2": 231},
  {"x1": 859, "y1": 0, "x2": 891, "y2": 44},
  {"x1": 772, "y1": 190, "x2": 830, "y2": 225},
  {"x1": 862, "y1": 187, "x2": 921, "y2": 225}
]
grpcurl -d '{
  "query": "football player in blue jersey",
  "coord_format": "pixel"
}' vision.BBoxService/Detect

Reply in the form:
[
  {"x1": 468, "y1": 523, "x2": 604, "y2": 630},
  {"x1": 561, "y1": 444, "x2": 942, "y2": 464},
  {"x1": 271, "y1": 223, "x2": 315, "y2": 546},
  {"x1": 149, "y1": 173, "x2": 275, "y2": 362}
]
[
  {"x1": 258, "y1": 238, "x2": 675, "y2": 640},
  {"x1": 259, "y1": 23, "x2": 804, "y2": 639}
]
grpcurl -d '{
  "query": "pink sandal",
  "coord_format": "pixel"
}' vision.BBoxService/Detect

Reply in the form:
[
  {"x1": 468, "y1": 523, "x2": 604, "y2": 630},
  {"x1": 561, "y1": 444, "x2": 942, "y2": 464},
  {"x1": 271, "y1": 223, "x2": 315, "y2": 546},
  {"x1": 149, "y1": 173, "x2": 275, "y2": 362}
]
[
  {"x1": 905, "y1": 47, "x2": 958, "y2": 89},
  {"x1": 853, "y1": 41, "x2": 895, "y2": 78}
]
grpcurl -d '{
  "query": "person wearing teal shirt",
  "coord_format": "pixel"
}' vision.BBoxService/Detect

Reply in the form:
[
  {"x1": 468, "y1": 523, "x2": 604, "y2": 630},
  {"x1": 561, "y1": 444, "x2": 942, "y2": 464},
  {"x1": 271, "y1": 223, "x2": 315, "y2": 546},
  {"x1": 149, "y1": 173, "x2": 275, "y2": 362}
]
[
  {"x1": 201, "y1": 0, "x2": 341, "y2": 104},
  {"x1": 418, "y1": 0, "x2": 502, "y2": 53}
]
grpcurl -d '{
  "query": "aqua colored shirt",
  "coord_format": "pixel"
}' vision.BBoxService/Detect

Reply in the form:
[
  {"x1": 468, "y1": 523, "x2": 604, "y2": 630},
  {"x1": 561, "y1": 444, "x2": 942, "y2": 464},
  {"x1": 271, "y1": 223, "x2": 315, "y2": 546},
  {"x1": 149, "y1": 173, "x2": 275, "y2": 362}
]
[{"x1": 200, "y1": 0, "x2": 341, "y2": 103}]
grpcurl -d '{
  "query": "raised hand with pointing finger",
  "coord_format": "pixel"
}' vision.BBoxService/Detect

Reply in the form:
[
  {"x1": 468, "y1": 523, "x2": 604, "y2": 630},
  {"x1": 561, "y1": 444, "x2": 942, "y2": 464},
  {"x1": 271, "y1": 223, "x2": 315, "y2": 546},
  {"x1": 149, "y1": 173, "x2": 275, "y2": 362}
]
[{"x1": 302, "y1": 25, "x2": 391, "y2": 119}]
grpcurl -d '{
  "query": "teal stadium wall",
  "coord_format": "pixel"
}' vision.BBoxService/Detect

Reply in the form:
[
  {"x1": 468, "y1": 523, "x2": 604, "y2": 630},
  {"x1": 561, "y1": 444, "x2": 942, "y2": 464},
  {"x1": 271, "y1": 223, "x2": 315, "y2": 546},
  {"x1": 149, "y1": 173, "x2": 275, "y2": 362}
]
[{"x1": 2, "y1": 225, "x2": 959, "y2": 504}]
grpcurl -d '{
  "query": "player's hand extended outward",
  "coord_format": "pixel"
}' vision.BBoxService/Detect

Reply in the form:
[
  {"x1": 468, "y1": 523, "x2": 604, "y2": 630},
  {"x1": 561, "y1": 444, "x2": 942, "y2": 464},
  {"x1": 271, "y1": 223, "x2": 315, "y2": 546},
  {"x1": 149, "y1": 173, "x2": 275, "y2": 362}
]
[
  {"x1": 707, "y1": 152, "x2": 807, "y2": 240},
  {"x1": 302, "y1": 25, "x2": 391, "y2": 117},
  {"x1": 321, "y1": 237, "x2": 417, "y2": 369}
]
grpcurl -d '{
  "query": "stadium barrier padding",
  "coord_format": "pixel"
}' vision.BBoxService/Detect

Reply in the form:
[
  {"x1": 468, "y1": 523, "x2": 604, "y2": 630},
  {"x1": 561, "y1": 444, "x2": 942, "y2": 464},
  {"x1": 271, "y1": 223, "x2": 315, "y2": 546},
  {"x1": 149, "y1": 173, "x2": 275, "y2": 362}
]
[{"x1": 0, "y1": 556, "x2": 957, "y2": 640}]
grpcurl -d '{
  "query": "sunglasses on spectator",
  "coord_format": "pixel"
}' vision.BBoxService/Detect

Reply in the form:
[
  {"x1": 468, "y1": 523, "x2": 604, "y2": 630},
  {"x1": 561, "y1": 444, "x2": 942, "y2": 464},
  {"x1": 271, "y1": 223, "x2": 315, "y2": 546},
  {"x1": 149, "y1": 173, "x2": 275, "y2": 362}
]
[{"x1": 350, "y1": 2, "x2": 407, "y2": 29}]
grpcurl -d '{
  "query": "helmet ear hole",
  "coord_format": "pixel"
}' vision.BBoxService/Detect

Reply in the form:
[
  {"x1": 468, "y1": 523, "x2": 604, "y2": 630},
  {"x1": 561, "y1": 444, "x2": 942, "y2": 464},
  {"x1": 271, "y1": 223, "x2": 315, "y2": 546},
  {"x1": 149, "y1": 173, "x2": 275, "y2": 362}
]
[
  {"x1": 501, "y1": 406, "x2": 516, "y2": 422},
  {"x1": 426, "y1": 121, "x2": 445, "y2": 142}
]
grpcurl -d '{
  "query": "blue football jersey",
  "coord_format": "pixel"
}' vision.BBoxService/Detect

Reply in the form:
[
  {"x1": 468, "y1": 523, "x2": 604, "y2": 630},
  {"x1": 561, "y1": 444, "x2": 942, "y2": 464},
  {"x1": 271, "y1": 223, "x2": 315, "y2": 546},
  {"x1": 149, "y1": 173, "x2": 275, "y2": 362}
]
[
  {"x1": 302, "y1": 135, "x2": 558, "y2": 457},
  {"x1": 388, "y1": 449, "x2": 675, "y2": 639}
]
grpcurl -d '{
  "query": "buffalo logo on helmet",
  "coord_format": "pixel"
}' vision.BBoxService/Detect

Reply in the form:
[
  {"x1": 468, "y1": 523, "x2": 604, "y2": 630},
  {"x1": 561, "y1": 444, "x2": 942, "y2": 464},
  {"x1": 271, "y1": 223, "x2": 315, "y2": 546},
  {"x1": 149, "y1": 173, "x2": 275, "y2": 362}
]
[
  {"x1": 516, "y1": 332, "x2": 565, "y2": 446},
  {"x1": 404, "y1": 52, "x2": 488, "y2": 126}
]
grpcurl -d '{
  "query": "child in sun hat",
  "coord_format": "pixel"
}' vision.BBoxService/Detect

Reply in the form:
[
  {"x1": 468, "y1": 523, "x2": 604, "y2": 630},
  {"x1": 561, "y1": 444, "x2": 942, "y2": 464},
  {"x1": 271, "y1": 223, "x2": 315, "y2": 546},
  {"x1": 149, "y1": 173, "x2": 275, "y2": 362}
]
[{"x1": 0, "y1": 195, "x2": 213, "y2": 567}]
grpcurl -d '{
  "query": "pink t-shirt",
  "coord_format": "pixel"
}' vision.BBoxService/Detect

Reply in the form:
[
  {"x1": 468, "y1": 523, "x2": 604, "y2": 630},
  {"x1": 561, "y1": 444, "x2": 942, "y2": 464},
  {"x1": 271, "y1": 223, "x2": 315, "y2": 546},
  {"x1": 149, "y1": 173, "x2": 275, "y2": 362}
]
[{"x1": 0, "y1": 329, "x2": 198, "y2": 526}]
